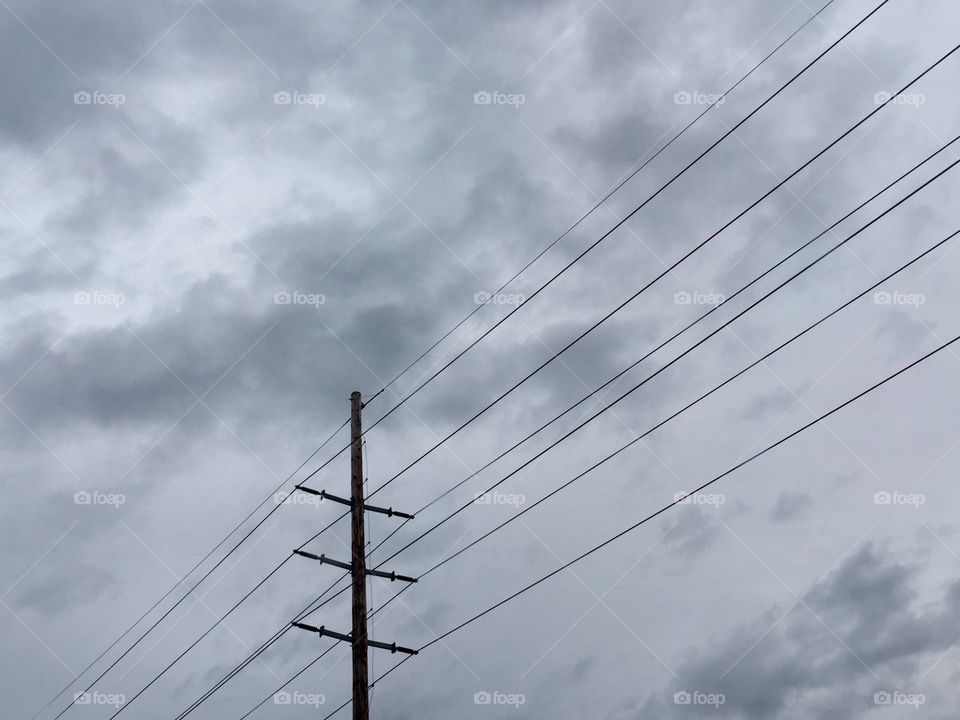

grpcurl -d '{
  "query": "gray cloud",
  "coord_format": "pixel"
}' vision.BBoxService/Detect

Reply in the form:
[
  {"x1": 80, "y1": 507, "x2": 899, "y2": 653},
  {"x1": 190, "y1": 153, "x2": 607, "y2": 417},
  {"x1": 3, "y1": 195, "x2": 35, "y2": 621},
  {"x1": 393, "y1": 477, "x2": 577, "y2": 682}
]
[
  {"x1": 638, "y1": 543, "x2": 960, "y2": 719},
  {"x1": 770, "y1": 489, "x2": 813, "y2": 523}
]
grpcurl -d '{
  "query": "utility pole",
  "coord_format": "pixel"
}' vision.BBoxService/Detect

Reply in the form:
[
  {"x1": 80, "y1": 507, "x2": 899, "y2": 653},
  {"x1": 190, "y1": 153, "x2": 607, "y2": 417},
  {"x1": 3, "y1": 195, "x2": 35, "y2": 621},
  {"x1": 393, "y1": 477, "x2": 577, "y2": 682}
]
[
  {"x1": 291, "y1": 391, "x2": 419, "y2": 717},
  {"x1": 349, "y1": 391, "x2": 369, "y2": 720}
]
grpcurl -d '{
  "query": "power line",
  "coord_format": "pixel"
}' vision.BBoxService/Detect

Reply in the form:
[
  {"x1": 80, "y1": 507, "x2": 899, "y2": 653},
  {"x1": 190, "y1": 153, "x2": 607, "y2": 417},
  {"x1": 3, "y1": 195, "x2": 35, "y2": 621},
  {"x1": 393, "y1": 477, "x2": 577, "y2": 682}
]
[
  {"x1": 363, "y1": 129, "x2": 960, "y2": 564},
  {"x1": 169, "y1": 139, "x2": 960, "y2": 720},
  {"x1": 178, "y1": 638, "x2": 285, "y2": 718},
  {"x1": 362, "y1": 0, "x2": 838, "y2": 408},
  {"x1": 173, "y1": 481, "x2": 420, "y2": 720},
  {"x1": 366, "y1": 221, "x2": 960, "y2": 624},
  {"x1": 30, "y1": 417, "x2": 349, "y2": 720},
  {"x1": 96, "y1": 45, "x2": 798, "y2": 708},
  {"x1": 264, "y1": 4, "x2": 837, "y2": 569},
  {"x1": 66, "y1": 5, "x2": 918, "y2": 715},
  {"x1": 340, "y1": 2, "x2": 949, "y2": 502},
  {"x1": 172, "y1": 474, "x2": 399, "y2": 720},
  {"x1": 95, "y1": 560, "x2": 294, "y2": 720},
  {"x1": 170, "y1": 513, "x2": 412, "y2": 720},
  {"x1": 237, "y1": 213, "x2": 960, "y2": 719},
  {"x1": 155, "y1": 6, "x2": 899, "y2": 630},
  {"x1": 177, "y1": 541, "x2": 404, "y2": 720},
  {"x1": 237, "y1": 643, "x2": 339, "y2": 720},
  {"x1": 283, "y1": 0, "x2": 894, "y2": 485},
  {"x1": 28, "y1": 4, "x2": 929, "y2": 720},
  {"x1": 174, "y1": 510, "x2": 414, "y2": 720},
  {"x1": 77, "y1": 422, "x2": 376, "y2": 720},
  {"x1": 215, "y1": 0, "x2": 843, "y2": 543},
  {"x1": 246, "y1": 7, "x2": 923, "y2": 654},
  {"x1": 151, "y1": 58, "x2": 958, "y2": 720},
  {"x1": 44, "y1": 419, "x2": 349, "y2": 720},
  {"x1": 173, "y1": 625, "x2": 292, "y2": 720},
  {"x1": 367, "y1": 149, "x2": 959, "y2": 581},
  {"x1": 167, "y1": 11, "x2": 958, "y2": 720},
  {"x1": 310, "y1": 326, "x2": 960, "y2": 720},
  {"x1": 170, "y1": 573, "x2": 349, "y2": 720},
  {"x1": 355, "y1": 0, "x2": 892, "y2": 439},
  {"x1": 358, "y1": 39, "x2": 960, "y2": 540},
  {"x1": 421, "y1": 331, "x2": 960, "y2": 650},
  {"x1": 98, "y1": 505, "x2": 377, "y2": 720},
  {"x1": 163, "y1": 111, "x2": 960, "y2": 719}
]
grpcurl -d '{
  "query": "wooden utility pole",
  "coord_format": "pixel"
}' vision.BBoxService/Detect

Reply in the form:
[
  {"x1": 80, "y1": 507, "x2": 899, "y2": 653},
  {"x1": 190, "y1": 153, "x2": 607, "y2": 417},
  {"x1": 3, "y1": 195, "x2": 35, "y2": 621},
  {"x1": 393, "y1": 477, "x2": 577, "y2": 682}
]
[
  {"x1": 290, "y1": 391, "x2": 419, "y2": 714},
  {"x1": 349, "y1": 391, "x2": 369, "y2": 720}
]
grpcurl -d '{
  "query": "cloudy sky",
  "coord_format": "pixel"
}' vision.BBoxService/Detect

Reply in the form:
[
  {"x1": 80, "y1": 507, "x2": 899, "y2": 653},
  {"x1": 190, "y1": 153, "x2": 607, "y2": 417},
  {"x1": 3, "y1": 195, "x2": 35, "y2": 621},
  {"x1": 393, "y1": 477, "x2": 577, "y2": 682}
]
[{"x1": 3, "y1": 0, "x2": 960, "y2": 718}]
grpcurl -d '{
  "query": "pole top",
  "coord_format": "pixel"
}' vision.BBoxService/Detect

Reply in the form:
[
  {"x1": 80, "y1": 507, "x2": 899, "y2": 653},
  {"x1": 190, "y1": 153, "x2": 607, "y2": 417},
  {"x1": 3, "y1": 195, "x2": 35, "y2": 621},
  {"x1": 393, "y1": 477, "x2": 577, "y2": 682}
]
[{"x1": 351, "y1": 390, "x2": 362, "y2": 400}]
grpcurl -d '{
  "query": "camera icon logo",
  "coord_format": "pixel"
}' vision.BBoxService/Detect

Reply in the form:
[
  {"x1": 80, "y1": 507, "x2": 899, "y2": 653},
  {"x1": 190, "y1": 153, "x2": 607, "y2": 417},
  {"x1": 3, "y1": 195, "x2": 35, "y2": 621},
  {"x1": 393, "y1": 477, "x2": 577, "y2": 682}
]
[
  {"x1": 673, "y1": 691, "x2": 692, "y2": 705},
  {"x1": 874, "y1": 691, "x2": 892, "y2": 705},
  {"x1": 474, "y1": 691, "x2": 492, "y2": 704},
  {"x1": 274, "y1": 91, "x2": 292, "y2": 105},
  {"x1": 474, "y1": 91, "x2": 492, "y2": 105}
]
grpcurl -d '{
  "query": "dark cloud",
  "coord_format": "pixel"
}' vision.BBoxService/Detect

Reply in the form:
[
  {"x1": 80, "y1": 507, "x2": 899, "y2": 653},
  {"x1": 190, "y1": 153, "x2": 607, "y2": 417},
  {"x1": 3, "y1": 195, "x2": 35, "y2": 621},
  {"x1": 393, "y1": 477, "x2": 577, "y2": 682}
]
[
  {"x1": 11, "y1": 558, "x2": 119, "y2": 619},
  {"x1": 638, "y1": 543, "x2": 960, "y2": 719},
  {"x1": 769, "y1": 489, "x2": 813, "y2": 523}
]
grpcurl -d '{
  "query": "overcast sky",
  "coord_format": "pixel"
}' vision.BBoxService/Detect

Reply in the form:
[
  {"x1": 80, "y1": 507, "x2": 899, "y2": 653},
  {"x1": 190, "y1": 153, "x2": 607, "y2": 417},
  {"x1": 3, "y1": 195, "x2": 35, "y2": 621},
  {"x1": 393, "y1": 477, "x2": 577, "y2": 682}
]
[{"x1": 3, "y1": 0, "x2": 960, "y2": 718}]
